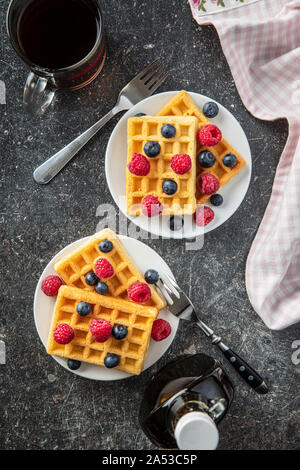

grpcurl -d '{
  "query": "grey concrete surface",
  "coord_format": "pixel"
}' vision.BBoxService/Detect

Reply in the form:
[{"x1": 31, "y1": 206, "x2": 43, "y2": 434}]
[{"x1": 0, "y1": 0, "x2": 299, "y2": 451}]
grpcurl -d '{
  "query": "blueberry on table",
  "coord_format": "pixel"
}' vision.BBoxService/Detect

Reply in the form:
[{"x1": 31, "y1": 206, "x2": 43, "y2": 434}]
[
  {"x1": 162, "y1": 179, "x2": 178, "y2": 195},
  {"x1": 85, "y1": 271, "x2": 99, "y2": 286},
  {"x1": 112, "y1": 324, "x2": 128, "y2": 340},
  {"x1": 67, "y1": 359, "x2": 81, "y2": 370},
  {"x1": 104, "y1": 353, "x2": 120, "y2": 368},
  {"x1": 169, "y1": 216, "x2": 184, "y2": 231},
  {"x1": 95, "y1": 281, "x2": 109, "y2": 295},
  {"x1": 76, "y1": 301, "x2": 91, "y2": 316},
  {"x1": 198, "y1": 150, "x2": 215, "y2": 168},
  {"x1": 210, "y1": 194, "x2": 223, "y2": 206},
  {"x1": 144, "y1": 141, "x2": 161, "y2": 158},
  {"x1": 144, "y1": 269, "x2": 159, "y2": 284},
  {"x1": 161, "y1": 124, "x2": 176, "y2": 138},
  {"x1": 99, "y1": 240, "x2": 113, "y2": 253},
  {"x1": 203, "y1": 101, "x2": 219, "y2": 118},
  {"x1": 223, "y1": 153, "x2": 237, "y2": 167}
]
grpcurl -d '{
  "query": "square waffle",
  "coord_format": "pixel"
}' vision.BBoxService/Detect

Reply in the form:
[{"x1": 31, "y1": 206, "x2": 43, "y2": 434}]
[
  {"x1": 54, "y1": 228, "x2": 166, "y2": 312},
  {"x1": 157, "y1": 90, "x2": 246, "y2": 204},
  {"x1": 46, "y1": 286, "x2": 157, "y2": 375},
  {"x1": 126, "y1": 115, "x2": 197, "y2": 215}
]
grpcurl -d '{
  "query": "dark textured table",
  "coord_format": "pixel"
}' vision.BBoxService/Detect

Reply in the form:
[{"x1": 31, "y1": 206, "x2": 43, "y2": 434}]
[{"x1": 1, "y1": 0, "x2": 299, "y2": 451}]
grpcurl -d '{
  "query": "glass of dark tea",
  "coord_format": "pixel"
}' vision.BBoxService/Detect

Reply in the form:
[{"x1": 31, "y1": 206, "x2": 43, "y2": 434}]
[{"x1": 6, "y1": 0, "x2": 106, "y2": 115}]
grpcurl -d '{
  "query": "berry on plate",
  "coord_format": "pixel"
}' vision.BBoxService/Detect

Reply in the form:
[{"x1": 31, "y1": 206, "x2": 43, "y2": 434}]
[
  {"x1": 76, "y1": 301, "x2": 91, "y2": 317},
  {"x1": 198, "y1": 150, "x2": 215, "y2": 169},
  {"x1": 194, "y1": 206, "x2": 215, "y2": 227},
  {"x1": 89, "y1": 318, "x2": 112, "y2": 343},
  {"x1": 67, "y1": 359, "x2": 81, "y2": 370},
  {"x1": 161, "y1": 124, "x2": 176, "y2": 138},
  {"x1": 144, "y1": 269, "x2": 159, "y2": 284},
  {"x1": 210, "y1": 194, "x2": 223, "y2": 206},
  {"x1": 144, "y1": 141, "x2": 161, "y2": 158},
  {"x1": 170, "y1": 154, "x2": 191, "y2": 175},
  {"x1": 85, "y1": 271, "x2": 99, "y2": 286},
  {"x1": 112, "y1": 324, "x2": 128, "y2": 340},
  {"x1": 169, "y1": 215, "x2": 184, "y2": 231},
  {"x1": 142, "y1": 195, "x2": 163, "y2": 217},
  {"x1": 223, "y1": 153, "x2": 237, "y2": 167},
  {"x1": 198, "y1": 173, "x2": 220, "y2": 195},
  {"x1": 41, "y1": 275, "x2": 63, "y2": 296},
  {"x1": 53, "y1": 323, "x2": 74, "y2": 345},
  {"x1": 95, "y1": 281, "x2": 109, "y2": 295},
  {"x1": 94, "y1": 258, "x2": 114, "y2": 279},
  {"x1": 104, "y1": 353, "x2": 120, "y2": 368},
  {"x1": 203, "y1": 101, "x2": 219, "y2": 118},
  {"x1": 151, "y1": 319, "x2": 171, "y2": 341},
  {"x1": 197, "y1": 124, "x2": 222, "y2": 147},
  {"x1": 127, "y1": 153, "x2": 150, "y2": 176},
  {"x1": 128, "y1": 281, "x2": 151, "y2": 303}
]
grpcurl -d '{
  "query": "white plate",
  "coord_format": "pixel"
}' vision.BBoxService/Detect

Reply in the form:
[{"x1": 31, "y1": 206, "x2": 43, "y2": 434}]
[
  {"x1": 105, "y1": 91, "x2": 252, "y2": 239},
  {"x1": 34, "y1": 235, "x2": 178, "y2": 381}
]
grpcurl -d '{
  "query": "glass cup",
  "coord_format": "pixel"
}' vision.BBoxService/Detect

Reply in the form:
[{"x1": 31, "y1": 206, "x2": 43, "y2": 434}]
[{"x1": 6, "y1": 0, "x2": 106, "y2": 115}]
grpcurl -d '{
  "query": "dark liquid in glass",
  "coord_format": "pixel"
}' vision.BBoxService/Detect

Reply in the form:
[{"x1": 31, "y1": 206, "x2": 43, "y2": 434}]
[{"x1": 18, "y1": 0, "x2": 99, "y2": 69}]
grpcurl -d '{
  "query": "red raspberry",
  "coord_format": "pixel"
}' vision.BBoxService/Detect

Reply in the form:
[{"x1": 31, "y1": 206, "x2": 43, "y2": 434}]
[
  {"x1": 128, "y1": 281, "x2": 151, "y2": 303},
  {"x1": 194, "y1": 206, "x2": 215, "y2": 227},
  {"x1": 198, "y1": 173, "x2": 220, "y2": 195},
  {"x1": 151, "y1": 319, "x2": 171, "y2": 341},
  {"x1": 127, "y1": 153, "x2": 150, "y2": 176},
  {"x1": 53, "y1": 323, "x2": 74, "y2": 344},
  {"x1": 197, "y1": 124, "x2": 222, "y2": 147},
  {"x1": 94, "y1": 258, "x2": 114, "y2": 279},
  {"x1": 41, "y1": 275, "x2": 63, "y2": 296},
  {"x1": 170, "y1": 154, "x2": 192, "y2": 175},
  {"x1": 142, "y1": 195, "x2": 163, "y2": 217},
  {"x1": 89, "y1": 318, "x2": 112, "y2": 343}
]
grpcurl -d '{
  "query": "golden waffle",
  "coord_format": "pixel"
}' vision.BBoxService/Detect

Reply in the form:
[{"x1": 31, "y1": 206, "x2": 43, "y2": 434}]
[
  {"x1": 54, "y1": 228, "x2": 166, "y2": 312},
  {"x1": 157, "y1": 91, "x2": 246, "y2": 204},
  {"x1": 126, "y1": 115, "x2": 197, "y2": 215},
  {"x1": 46, "y1": 286, "x2": 157, "y2": 375}
]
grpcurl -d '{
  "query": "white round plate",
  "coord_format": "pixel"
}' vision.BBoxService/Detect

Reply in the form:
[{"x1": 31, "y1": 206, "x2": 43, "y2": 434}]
[
  {"x1": 34, "y1": 235, "x2": 178, "y2": 381},
  {"x1": 105, "y1": 91, "x2": 252, "y2": 239}
]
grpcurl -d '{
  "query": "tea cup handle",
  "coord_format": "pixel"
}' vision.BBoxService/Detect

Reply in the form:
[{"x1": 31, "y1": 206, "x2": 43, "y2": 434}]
[{"x1": 23, "y1": 72, "x2": 55, "y2": 116}]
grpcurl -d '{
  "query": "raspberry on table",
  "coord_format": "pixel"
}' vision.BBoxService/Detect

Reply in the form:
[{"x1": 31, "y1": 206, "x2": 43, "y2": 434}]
[
  {"x1": 128, "y1": 281, "x2": 151, "y2": 303},
  {"x1": 127, "y1": 153, "x2": 150, "y2": 176},
  {"x1": 170, "y1": 154, "x2": 192, "y2": 175},
  {"x1": 142, "y1": 195, "x2": 163, "y2": 217},
  {"x1": 151, "y1": 319, "x2": 171, "y2": 341},
  {"x1": 194, "y1": 206, "x2": 215, "y2": 227},
  {"x1": 89, "y1": 318, "x2": 112, "y2": 343},
  {"x1": 197, "y1": 124, "x2": 222, "y2": 147},
  {"x1": 94, "y1": 258, "x2": 114, "y2": 279},
  {"x1": 41, "y1": 275, "x2": 63, "y2": 296},
  {"x1": 53, "y1": 323, "x2": 74, "y2": 345},
  {"x1": 198, "y1": 173, "x2": 220, "y2": 195}
]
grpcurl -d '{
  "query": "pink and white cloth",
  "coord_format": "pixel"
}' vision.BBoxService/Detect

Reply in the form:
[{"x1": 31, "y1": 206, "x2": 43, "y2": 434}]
[{"x1": 189, "y1": 0, "x2": 300, "y2": 330}]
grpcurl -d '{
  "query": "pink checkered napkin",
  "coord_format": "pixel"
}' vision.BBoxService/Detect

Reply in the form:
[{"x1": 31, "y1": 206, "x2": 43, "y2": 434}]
[{"x1": 189, "y1": 0, "x2": 300, "y2": 330}]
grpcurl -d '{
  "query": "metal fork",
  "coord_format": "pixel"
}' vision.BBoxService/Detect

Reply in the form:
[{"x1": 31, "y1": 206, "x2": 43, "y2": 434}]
[
  {"x1": 157, "y1": 273, "x2": 268, "y2": 395},
  {"x1": 33, "y1": 59, "x2": 169, "y2": 184}
]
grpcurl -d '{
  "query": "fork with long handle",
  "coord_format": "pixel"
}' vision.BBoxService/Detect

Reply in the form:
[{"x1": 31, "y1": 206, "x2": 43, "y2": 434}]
[
  {"x1": 157, "y1": 274, "x2": 268, "y2": 395},
  {"x1": 33, "y1": 59, "x2": 169, "y2": 184}
]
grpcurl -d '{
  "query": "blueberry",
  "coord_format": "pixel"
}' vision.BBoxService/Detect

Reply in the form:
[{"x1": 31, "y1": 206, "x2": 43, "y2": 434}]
[
  {"x1": 67, "y1": 359, "x2": 81, "y2": 370},
  {"x1": 144, "y1": 269, "x2": 159, "y2": 284},
  {"x1": 161, "y1": 124, "x2": 176, "y2": 138},
  {"x1": 95, "y1": 281, "x2": 109, "y2": 295},
  {"x1": 85, "y1": 271, "x2": 99, "y2": 286},
  {"x1": 198, "y1": 150, "x2": 215, "y2": 168},
  {"x1": 144, "y1": 141, "x2": 161, "y2": 158},
  {"x1": 134, "y1": 112, "x2": 146, "y2": 117},
  {"x1": 210, "y1": 194, "x2": 223, "y2": 206},
  {"x1": 169, "y1": 216, "x2": 184, "y2": 231},
  {"x1": 162, "y1": 179, "x2": 178, "y2": 195},
  {"x1": 76, "y1": 302, "x2": 91, "y2": 316},
  {"x1": 104, "y1": 353, "x2": 120, "y2": 368},
  {"x1": 223, "y1": 153, "x2": 237, "y2": 167},
  {"x1": 112, "y1": 324, "x2": 128, "y2": 340},
  {"x1": 99, "y1": 240, "x2": 113, "y2": 253},
  {"x1": 203, "y1": 101, "x2": 219, "y2": 118}
]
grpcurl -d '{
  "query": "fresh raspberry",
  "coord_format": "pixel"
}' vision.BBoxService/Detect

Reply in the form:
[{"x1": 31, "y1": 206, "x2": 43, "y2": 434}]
[
  {"x1": 197, "y1": 124, "x2": 222, "y2": 147},
  {"x1": 198, "y1": 173, "x2": 220, "y2": 195},
  {"x1": 170, "y1": 154, "x2": 192, "y2": 175},
  {"x1": 53, "y1": 323, "x2": 74, "y2": 344},
  {"x1": 128, "y1": 281, "x2": 151, "y2": 303},
  {"x1": 151, "y1": 319, "x2": 171, "y2": 341},
  {"x1": 194, "y1": 206, "x2": 215, "y2": 227},
  {"x1": 127, "y1": 153, "x2": 150, "y2": 176},
  {"x1": 142, "y1": 195, "x2": 163, "y2": 217},
  {"x1": 89, "y1": 318, "x2": 112, "y2": 343},
  {"x1": 41, "y1": 275, "x2": 63, "y2": 296},
  {"x1": 94, "y1": 258, "x2": 114, "y2": 279}
]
